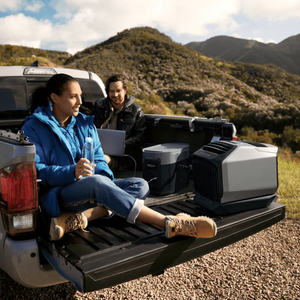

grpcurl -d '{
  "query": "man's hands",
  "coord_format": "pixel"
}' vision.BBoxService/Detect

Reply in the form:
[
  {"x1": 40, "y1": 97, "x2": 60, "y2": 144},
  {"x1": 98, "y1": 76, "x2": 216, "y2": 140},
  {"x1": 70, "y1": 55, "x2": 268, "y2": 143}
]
[{"x1": 75, "y1": 158, "x2": 96, "y2": 180}]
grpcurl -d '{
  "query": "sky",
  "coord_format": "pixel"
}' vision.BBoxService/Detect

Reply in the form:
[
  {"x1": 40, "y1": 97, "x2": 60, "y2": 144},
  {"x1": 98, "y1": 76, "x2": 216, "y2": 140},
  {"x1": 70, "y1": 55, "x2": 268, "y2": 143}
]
[{"x1": 0, "y1": 0, "x2": 300, "y2": 55}]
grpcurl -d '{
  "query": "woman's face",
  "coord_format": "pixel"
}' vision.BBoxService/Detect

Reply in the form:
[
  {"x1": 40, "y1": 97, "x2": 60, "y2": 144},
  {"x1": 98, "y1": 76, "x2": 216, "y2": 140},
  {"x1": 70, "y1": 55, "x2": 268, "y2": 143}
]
[{"x1": 51, "y1": 81, "x2": 82, "y2": 120}]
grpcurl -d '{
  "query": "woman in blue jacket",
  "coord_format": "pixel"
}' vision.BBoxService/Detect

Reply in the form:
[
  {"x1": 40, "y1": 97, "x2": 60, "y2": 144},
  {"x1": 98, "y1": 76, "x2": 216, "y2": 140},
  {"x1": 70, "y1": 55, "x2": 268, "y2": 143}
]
[{"x1": 22, "y1": 74, "x2": 217, "y2": 241}]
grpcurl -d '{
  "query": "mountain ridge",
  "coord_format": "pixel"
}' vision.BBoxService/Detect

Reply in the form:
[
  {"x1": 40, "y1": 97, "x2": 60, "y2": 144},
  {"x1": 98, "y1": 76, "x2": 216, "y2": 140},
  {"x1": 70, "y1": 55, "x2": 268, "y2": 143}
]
[
  {"x1": 186, "y1": 34, "x2": 300, "y2": 76},
  {"x1": 63, "y1": 27, "x2": 300, "y2": 130},
  {"x1": 1, "y1": 27, "x2": 300, "y2": 149}
]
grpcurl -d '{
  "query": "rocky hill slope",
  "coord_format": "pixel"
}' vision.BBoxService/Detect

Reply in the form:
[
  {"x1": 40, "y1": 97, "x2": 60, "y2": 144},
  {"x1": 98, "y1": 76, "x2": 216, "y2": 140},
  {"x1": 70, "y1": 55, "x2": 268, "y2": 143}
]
[
  {"x1": 64, "y1": 27, "x2": 300, "y2": 133},
  {"x1": 1, "y1": 27, "x2": 300, "y2": 137}
]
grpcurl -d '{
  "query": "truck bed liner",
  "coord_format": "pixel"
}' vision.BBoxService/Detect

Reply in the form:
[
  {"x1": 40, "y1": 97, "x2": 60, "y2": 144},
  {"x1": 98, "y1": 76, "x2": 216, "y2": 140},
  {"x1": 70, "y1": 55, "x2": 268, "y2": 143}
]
[{"x1": 40, "y1": 197, "x2": 285, "y2": 293}]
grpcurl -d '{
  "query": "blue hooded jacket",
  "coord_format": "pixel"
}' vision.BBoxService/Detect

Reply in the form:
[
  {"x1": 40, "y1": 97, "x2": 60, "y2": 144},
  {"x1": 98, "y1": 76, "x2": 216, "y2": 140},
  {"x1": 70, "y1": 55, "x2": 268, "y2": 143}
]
[{"x1": 21, "y1": 105, "x2": 114, "y2": 217}]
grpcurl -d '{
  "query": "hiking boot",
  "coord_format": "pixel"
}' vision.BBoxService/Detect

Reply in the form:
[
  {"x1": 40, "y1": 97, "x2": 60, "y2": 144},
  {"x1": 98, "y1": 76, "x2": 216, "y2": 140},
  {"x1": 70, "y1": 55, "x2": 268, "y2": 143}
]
[
  {"x1": 165, "y1": 213, "x2": 217, "y2": 239},
  {"x1": 49, "y1": 212, "x2": 88, "y2": 241}
]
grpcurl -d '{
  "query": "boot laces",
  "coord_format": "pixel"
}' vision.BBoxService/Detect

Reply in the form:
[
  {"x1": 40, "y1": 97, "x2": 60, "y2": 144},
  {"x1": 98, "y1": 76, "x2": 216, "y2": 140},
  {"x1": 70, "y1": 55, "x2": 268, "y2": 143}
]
[
  {"x1": 173, "y1": 217, "x2": 197, "y2": 236},
  {"x1": 65, "y1": 213, "x2": 86, "y2": 233}
]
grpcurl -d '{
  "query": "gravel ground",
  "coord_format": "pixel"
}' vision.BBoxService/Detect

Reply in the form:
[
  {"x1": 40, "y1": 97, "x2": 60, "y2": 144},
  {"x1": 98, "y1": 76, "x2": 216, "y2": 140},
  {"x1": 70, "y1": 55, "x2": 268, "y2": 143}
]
[{"x1": 1, "y1": 218, "x2": 299, "y2": 300}]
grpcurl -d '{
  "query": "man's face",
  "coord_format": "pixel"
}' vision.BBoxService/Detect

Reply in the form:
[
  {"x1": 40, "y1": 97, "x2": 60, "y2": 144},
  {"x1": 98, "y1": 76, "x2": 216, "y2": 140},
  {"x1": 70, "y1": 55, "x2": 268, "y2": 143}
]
[{"x1": 108, "y1": 81, "x2": 127, "y2": 108}]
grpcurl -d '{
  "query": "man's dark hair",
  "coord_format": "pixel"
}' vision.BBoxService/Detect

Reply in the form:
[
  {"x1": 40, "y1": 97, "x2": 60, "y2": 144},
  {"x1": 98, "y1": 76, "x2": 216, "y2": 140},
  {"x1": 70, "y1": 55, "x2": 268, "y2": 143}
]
[{"x1": 105, "y1": 74, "x2": 128, "y2": 95}]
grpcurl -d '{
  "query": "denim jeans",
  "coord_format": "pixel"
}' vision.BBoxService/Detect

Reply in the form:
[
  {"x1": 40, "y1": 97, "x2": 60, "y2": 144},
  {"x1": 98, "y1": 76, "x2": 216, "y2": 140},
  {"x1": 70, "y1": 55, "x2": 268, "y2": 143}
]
[{"x1": 59, "y1": 175, "x2": 149, "y2": 223}]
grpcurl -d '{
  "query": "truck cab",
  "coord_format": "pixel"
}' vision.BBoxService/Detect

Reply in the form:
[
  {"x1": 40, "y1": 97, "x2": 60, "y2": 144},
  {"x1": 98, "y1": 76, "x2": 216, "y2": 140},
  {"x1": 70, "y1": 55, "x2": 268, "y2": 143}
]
[{"x1": 0, "y1": 66, "x2": 285, "y2": 293}]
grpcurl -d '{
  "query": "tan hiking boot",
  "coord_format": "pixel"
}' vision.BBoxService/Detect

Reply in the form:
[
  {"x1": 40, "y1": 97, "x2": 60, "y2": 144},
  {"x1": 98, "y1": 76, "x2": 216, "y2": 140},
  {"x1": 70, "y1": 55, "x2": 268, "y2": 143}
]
[
  {"x1": 165, "y1": 213, "x2": 217, "y2": 239},
  {"x1": 49, "y1": 212, "x2": 88, "y2": 241}
]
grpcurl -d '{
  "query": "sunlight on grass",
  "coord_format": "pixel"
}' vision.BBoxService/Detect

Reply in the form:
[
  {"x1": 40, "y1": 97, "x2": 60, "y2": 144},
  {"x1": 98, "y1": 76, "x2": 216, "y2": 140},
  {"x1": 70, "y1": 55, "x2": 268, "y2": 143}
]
[
  {"x1": 0, "y1": 56, "x2": 54, "y2": 67},
  {"x1": 277, "y1": 157, "x2": 300, "y2": 219}
]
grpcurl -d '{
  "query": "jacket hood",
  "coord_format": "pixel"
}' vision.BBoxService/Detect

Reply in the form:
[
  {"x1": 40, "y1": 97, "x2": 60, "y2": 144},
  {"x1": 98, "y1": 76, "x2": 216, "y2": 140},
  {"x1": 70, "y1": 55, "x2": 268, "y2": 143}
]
[{"x1": 24, "y1": 105, "x2": 95, "y2": 162}]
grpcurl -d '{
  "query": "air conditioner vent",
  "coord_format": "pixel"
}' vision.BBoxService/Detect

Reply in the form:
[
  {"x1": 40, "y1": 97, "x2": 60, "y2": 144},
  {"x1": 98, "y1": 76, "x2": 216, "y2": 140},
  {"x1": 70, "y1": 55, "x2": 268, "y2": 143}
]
[{"x1": 202, "y1": 141, "x2": 234, "y2": 155}]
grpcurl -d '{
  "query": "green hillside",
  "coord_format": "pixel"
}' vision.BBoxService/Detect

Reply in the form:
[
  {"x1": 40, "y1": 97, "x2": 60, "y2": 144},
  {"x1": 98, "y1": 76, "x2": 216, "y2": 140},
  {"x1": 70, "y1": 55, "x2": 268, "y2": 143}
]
[
  {"x1": 64, "y1": 27, "x2": 300, "y2": 141},
  {"x1": 1, "y1": 27, "x2": 300, "y2": 152},
  {"x1": 0, "y1": 44, "x2": 71, "y2": 66}
]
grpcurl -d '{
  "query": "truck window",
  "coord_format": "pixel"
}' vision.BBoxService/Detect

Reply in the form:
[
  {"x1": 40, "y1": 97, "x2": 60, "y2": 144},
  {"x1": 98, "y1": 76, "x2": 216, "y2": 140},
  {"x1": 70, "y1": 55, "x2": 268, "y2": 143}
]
[
  {"x1": 27, "y1": 79, "x2": 49, "y2": 110},
  {"x1": 0, "y1": 77, "x2": 27, "y2": 120},
  {"x1": 26, "y1": 77, "x2": 104, "y2": 115},
  {"x1": 77, "y1": 78, "x2": 105, "y2": 114}
]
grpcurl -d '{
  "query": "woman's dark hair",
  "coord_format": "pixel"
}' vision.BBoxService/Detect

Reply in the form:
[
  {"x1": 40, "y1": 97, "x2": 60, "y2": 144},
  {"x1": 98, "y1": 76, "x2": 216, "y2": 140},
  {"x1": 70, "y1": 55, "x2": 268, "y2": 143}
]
[
  {"x1": 105, "y1": 74, "x2": 128, "y2": 95},
  {"x1": 30, "y1": 74, "x2": 78, "y2": 114}
]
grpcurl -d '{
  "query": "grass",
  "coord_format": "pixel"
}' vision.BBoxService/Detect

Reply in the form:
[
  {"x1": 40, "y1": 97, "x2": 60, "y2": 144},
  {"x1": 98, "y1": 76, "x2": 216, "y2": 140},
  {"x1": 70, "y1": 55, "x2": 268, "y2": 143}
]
[
  {"x1": 0, "y1": 56, "x2": 57, "y2": 67},
  {"x1": 277, "y1": 156, "x2": 300, "y2": 219}
]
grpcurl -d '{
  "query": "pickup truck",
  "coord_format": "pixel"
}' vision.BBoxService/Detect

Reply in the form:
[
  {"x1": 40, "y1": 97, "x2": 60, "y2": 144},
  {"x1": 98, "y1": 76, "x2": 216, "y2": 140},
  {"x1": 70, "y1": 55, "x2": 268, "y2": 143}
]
[{"x1": 0, "y1": 65, "x2": 285, "y2": 293}]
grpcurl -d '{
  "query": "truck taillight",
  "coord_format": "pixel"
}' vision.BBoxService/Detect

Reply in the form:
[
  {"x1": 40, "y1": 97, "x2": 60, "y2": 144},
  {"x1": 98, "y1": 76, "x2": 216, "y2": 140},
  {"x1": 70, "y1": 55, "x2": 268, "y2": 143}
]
[{"x1": 0, "y1": 162, "x2": 38, "y2": 235}]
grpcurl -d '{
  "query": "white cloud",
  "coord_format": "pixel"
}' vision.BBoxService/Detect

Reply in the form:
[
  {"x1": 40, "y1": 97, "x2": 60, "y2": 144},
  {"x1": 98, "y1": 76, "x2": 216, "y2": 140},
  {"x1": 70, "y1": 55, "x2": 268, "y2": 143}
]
[
  {"x1": 0, "y1": 0, "x2": 299, "y2": 54},
  {"x1": 0, "y1": 0, "x2": 43, "y2": 13},
  {"x1": 46, "y1": 0, "x2": 242, "y2": 53},
  {"x1": 250, "y1": 37, "x2": 264, "y2": 43},
  {"x1": 240, "y1": 0, "x2": 300, "y2": 20},
  {"x1": 25, "y1": 0, "x2": 44, "y2": 13},
  {"x1": 50, "y1": 0, "x2": 77, "y2": 19},
  {"x1": 248, "y1": 37, "x2": 278, "y2": 44},
  {"x1": 232, "y1": 33, "x2": 241, "y2": 38},
  {"x1": 149, "y1": 0, "x2": 240, "y2": 36},
  {"x1": 0, "y1": 14, "x2": 52, "y2": 48},
  {"x1": 0, "y1": 0, "x2": 23, "y2": 12}
]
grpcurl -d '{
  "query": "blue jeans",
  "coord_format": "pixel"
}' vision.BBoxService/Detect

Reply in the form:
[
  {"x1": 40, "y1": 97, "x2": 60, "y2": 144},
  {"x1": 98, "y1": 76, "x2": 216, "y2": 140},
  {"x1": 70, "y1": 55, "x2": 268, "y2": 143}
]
[{"x1": 59, "y1": 175, "x2": 149, "y2": 223}]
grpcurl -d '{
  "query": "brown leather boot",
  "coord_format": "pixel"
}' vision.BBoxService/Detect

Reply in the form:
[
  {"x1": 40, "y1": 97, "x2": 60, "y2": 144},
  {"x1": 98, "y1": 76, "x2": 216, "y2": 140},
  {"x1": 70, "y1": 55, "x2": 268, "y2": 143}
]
[
  {"x1": 49, "y1": 212, "x2": 88, "y2": 241},
  {"x1": 165, "y1": 213, "x2": 217, "y2": 239}
]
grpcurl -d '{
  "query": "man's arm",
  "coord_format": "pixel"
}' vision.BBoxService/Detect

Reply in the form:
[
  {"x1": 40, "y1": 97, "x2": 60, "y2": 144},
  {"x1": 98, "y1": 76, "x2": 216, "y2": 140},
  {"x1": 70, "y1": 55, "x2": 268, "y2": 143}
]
[{"x1": 125, "y1": 107, "x2": 146, "y2": 151}]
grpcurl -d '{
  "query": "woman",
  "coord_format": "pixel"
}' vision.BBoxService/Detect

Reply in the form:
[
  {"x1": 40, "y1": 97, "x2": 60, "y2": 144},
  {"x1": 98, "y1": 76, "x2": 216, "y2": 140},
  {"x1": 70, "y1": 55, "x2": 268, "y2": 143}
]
[{"x1": 22, "y1": 74, "x2": 217, "y2": 241}]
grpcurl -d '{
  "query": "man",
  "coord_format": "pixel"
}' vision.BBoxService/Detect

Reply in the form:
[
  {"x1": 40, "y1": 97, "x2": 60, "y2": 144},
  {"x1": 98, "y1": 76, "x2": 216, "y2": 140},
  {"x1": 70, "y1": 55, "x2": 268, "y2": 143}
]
[{"x1": 94, "y1": 74, "x2": 146, "y2": 171}]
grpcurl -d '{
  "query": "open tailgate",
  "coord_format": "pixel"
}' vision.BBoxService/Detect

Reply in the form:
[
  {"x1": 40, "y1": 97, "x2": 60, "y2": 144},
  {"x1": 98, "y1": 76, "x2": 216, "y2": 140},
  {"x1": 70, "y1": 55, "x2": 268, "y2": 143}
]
[{"x1": 39, "y1": 197, "x2": 285, "y2": 293}]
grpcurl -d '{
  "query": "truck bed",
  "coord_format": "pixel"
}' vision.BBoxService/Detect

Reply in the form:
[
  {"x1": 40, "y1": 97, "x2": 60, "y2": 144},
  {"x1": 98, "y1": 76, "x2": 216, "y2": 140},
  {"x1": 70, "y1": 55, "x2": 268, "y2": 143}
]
[
  {"x1": 0, "y1": 71, "x2": 286, "y2": 293},
  {"x1": 39, "y1": 177, "x2": 285, "y2": 293}
]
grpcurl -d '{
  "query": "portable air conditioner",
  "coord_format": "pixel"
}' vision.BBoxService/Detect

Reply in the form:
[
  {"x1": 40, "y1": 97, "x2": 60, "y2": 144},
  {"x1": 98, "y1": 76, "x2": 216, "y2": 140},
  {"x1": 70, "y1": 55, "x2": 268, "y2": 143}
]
[{"x1": 193, "y1": 140, "x2": 278, "y2": 215}]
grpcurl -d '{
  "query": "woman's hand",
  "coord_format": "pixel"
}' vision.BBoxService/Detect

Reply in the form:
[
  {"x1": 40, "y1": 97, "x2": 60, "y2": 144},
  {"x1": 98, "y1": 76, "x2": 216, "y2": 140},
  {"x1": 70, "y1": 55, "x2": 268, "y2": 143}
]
[{"x1": 75, "y1": 158, "x2": 96, "y2": 180}]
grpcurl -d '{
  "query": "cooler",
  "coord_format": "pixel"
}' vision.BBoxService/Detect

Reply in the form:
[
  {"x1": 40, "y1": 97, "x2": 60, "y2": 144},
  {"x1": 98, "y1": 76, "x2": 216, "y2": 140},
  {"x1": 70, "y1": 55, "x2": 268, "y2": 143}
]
[{"x1": 143, "y1": 143, "x2": 190, "y2": 195}]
